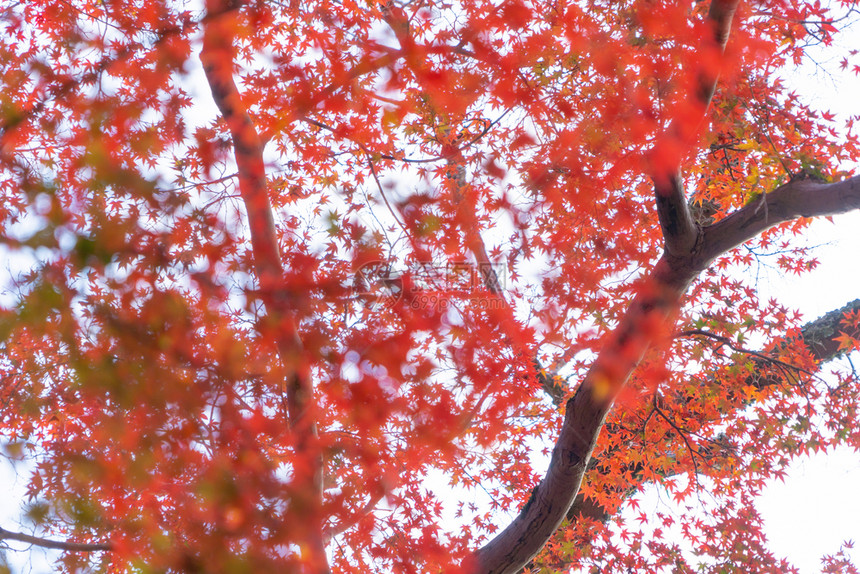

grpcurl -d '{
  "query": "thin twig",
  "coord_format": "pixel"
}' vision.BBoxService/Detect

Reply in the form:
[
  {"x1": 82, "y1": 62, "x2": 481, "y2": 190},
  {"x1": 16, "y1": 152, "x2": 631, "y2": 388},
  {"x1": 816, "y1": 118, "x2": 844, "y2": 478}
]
[
  {"x1": 302, "y1": 109, "x2": 512, "y2": 165},
  {"x1": 651, "y1": 404, "x2": 702, "y2": 492},
  {"x1": 676, "y1": 328, "x2": 819, "y2": 380},
  {"x1": 0, "y1": 527, "x2": 112, "y2": 553}
]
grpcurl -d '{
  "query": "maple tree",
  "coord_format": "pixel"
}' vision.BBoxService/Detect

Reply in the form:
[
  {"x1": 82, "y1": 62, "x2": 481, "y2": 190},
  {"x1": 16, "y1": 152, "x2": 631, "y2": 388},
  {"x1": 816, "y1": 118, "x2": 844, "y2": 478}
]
[{"x1": 2, "y1": 0, "x2": 860, "y2": 571}]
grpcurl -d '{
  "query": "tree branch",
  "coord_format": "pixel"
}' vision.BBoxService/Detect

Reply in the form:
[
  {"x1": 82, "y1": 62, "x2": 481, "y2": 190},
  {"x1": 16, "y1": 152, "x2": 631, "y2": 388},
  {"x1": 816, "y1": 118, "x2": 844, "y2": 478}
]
[
  {"x1": 514, "y1": 298, "x2": 860, "y2": 574},
  {"x1": 473, "y1": 256, "x2": 693, "y2": 573},
  {"x1": 323, "y1": 492, "x2": 385, "y2": 541},
  {"x1": 0, "y1": 526, "x2": 112, "y2": 553},
  {"x1": 800, "y1": 299, "x2": 860, "y2": 362},
  {"x1": 676, "y1": 328, "x2": 819, "y2": 379},
  {"x1": 697, "y1": 175, "x2": 860, "y2": 267},
  {"x1": 200, "y1": 2, "x2": 327, "y2": 571},
  {"x1": 200, "y1": 0, "x2": 281, "y2": 289},
  {"x1": 655, "y1": 171, "x2": 698, "y2": 257},
  {"x1": 559, "y1": 298, "x2": 860, "y2": 550},
  {"x1": 708, "y1": 0, "x2": 740, "y2": 50},
  {"x1": 444, "y1": 150, "x2": 568, "y2": 404},
  {"x1": 653, "y1": 0, "x2": 739, "y2": 258},
  {"x1": 472, "y1": 3, "x2": 745, "y2": 568}
]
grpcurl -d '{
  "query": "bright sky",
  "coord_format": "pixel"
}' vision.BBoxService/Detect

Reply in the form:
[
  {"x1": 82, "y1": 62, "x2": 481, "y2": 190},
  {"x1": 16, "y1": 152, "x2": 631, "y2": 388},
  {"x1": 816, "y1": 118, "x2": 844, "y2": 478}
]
[
  {"x1": 751, "y1": 16, "x2": 860, "y2": 569},
  {"x1": 752, "y1": 211, "x2": 860, "y2": 571}
]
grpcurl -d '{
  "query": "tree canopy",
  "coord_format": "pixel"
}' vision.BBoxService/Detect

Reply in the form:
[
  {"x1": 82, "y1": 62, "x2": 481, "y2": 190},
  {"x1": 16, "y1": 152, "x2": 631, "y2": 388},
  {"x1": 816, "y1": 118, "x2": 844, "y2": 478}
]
[{"x1": 1, "y1": 0, "x2": 860, "y2": 572}]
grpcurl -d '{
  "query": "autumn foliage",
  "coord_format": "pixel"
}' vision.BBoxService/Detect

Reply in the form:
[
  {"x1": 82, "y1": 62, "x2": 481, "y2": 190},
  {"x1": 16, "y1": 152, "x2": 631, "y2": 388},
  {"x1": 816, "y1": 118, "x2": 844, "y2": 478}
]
[{"x1": 2, "y1": 0, "x2": 860, "y2": 572}]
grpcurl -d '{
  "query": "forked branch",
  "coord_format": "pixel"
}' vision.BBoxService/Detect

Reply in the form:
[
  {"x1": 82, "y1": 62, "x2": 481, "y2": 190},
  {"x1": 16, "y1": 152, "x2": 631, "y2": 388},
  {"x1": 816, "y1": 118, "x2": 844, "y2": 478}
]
[
  {"x1": 653, "y1": 0, "x2": 740, "y2": 257},
  {"x1": 477, "y1": 171, "x2": 860, "y2": 572},
  {"x1": 469, "y1": 0, "x2": 860, "y2": 571},
  {"x1": 696, "y1": 176, "x2": 860, "y2": 265},
  {"x1": 559, "y1": 298, "x2": 860, "y2": 540}
]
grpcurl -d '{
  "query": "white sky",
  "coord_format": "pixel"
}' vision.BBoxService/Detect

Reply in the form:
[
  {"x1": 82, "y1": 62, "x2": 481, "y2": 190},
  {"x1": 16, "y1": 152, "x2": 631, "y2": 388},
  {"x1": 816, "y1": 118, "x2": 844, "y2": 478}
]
[
  {"x1": 751, "y1": 211, "x2": 860, "y2": 571},
  {"x1": 751, "y1": 16, "x2": 860, "y2": 569}
]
